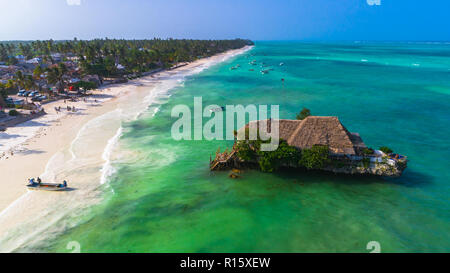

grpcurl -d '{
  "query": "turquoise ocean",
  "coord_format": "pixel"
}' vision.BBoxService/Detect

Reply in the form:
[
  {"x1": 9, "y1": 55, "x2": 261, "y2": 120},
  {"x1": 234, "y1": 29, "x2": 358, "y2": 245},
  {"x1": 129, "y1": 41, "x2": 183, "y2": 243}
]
[{"x1": 43, "y1": 41, "x2": 450, "y2": 252}]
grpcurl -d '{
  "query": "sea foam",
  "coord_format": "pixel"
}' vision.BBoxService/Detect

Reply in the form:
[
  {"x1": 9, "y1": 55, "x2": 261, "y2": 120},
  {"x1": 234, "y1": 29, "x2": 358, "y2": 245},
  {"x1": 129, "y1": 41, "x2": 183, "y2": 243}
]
[{"x1": 0, "y1": 46, "x2": 253, "y2": 253}]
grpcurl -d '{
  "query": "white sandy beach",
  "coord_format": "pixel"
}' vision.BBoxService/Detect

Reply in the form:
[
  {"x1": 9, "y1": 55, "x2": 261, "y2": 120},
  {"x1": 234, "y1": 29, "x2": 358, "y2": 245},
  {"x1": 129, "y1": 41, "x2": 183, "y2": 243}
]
[{"x1": 0, "y1": 46, "x2": 252, "y2": 252}]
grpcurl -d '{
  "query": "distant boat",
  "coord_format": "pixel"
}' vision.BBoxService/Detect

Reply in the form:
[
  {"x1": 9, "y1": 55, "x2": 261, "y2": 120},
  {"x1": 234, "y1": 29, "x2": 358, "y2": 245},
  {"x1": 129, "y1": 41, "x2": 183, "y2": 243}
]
[
  {"x1": 230, "y1": 66, "x2": 237, "y2": 70},
  {"x1": 249, "y1": 69, "x2": 255, "y2": 71},
  {"x1": 261, "y1": 69, "x2": 269, "y2": 75},
  {"x1": 280, "y1": 62, "x2": 284, "y2": 66}
]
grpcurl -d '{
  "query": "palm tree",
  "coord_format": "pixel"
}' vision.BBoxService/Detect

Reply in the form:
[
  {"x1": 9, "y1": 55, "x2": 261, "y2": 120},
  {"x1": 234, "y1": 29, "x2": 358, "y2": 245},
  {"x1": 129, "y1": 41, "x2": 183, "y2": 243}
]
[
  {"x1": 33, "y1": 65, "x2": 44, "y2": 92},
  {"x1": 13, "y1": 71, "x2": 25, "y2": 91},
  {"x1": 24, "y1": 75, "x2": 36, "y2": 91},
  {"x1": 13, "y1": 71, "x2": 36, "y2": 104},
  {"x1": 46, "y1": 63, "x2": 68, "y2": 93}
]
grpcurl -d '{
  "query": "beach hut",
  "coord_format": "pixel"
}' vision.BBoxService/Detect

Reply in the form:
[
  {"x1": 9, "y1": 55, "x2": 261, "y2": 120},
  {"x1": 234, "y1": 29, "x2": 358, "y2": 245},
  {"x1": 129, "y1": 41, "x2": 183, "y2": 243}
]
[{"x1": 242, "y1": 116, "x2": 367, "y2": 156}]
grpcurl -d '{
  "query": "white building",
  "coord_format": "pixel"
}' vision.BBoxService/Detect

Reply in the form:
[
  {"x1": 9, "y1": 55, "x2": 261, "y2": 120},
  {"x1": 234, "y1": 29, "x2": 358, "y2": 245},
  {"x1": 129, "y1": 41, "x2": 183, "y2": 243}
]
[
  {"x1": 26, "y1": 57, "x2": 42, "y2": 65},
  {"x1": 15, "y1": 55, "x2": 26, "y2": 63}
]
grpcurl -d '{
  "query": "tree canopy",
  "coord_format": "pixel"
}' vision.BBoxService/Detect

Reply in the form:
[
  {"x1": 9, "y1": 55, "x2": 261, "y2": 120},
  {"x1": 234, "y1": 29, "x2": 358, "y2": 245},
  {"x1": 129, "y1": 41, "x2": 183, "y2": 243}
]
[
  {"x1": 1, "y1": 38, "x2": 253, "y2": 95},
  {"x1": 296, "y1": 107, "x2": 311, "y2": 120},
  {"x1": 1, "y1": 38, "x2": 253, "y2": 77}
]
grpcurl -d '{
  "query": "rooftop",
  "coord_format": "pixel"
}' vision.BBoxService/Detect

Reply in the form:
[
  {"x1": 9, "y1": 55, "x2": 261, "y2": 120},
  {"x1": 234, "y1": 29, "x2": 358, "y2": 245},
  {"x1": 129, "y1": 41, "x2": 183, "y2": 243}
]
[{"x1": 243, "y1": 116, "x2": 367, "y2": 155}]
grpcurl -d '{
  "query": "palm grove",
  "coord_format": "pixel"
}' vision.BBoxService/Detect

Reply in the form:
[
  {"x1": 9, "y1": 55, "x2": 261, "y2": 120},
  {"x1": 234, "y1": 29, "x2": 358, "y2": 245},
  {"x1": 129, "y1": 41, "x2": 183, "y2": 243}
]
[{"x1": 0, "y1": 38, "x2": 253, "y2": 100}]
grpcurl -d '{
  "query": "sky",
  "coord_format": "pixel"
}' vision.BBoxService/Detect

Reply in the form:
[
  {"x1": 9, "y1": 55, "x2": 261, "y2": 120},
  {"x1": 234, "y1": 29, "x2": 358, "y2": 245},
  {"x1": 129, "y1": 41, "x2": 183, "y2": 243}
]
[{"x1": 0, "y1": 0, "x2": 449, "y2": 41}]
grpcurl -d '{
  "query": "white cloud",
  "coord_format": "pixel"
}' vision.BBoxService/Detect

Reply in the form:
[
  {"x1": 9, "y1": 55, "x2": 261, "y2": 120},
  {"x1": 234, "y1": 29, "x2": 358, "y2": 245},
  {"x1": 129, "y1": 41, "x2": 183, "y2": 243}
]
[{"x1": 66, "y1": 0, "x2": 81, "y2": 6}]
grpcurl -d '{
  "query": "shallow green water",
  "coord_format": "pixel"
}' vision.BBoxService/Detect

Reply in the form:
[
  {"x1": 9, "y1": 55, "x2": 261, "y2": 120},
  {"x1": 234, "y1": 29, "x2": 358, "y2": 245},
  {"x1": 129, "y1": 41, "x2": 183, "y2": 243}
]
[{"x1": 46, "y1": 42, "x2": 450, "y2": 253}]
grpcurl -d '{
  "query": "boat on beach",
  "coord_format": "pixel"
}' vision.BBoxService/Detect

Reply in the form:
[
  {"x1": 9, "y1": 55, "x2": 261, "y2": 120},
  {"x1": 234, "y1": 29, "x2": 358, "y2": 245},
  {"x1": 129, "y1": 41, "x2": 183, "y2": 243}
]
[{"x1": 27, "y1": 179, "x2": 68, "y2": 191}]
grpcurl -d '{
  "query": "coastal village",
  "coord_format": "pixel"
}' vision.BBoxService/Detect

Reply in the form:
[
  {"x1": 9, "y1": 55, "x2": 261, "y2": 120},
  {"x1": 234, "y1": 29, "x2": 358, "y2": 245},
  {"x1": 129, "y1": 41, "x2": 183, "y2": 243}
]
[
  {"x1": 0, "y1": 52, "x2": 99, "y2": 131},
  {"x1": 0, "y1": 39, "x2": 253, "y2": 131},
  {"x1": 211, "y1": 111, "x2": 407, "y2": 177}
]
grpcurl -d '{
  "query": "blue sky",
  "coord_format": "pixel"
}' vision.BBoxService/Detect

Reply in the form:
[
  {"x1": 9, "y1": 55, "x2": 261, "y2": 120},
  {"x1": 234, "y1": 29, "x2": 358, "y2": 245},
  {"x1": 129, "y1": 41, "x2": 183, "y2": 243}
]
[{"x1": 1, "y1": 0, "x2": 449, "y2": 41}]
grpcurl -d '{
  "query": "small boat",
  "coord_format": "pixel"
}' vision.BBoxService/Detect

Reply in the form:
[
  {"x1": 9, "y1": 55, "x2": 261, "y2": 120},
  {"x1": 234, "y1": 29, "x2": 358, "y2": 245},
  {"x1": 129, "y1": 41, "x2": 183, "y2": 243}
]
[
  {"x1": 249, "y1": 69, "x2": 255, "y2": 71},
  {"x1": 27, "y1": 178, "x2": 68, "y2": 191},
  {"x1": 279, "y1": 62, "x2": 284, "y2": 66},
  {"x1": 261, "y1": 69, "x2": 270, "y2": 75},
  {"x1": 230, "y1": 66, "x2": 237, "y2": 70}
]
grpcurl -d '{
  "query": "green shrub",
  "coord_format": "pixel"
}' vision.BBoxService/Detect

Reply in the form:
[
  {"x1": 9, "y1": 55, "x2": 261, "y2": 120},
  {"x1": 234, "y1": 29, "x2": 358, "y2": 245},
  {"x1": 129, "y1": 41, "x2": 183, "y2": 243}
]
[
  {"x1": 299, "y1": 145, "x2": 330, "y2": 169},
  {"x1": 362, "y1": 158, "x2": 371, "y2": 168},
  {"x1": 379, "y1": 146, "x2": 393, "y2": 154},
  {"x1": 296, "y1": 107, "x2": 311, "y2": 120},
  {"x1": 273, "y1": 140, "x2": 301, "y2": 166},
  {"x1": 362, "y1": 148, "x2": 374, "y2": 156},
  {"x1": 331, "y1": 160, "x2": 346, "y2": 169},
  {"x1": 9, "y1": 109, "x2": 19, "y2": 116},
  {"x1": 236, "y1": 139, "x2": 301, "y2": 173},
  {"x1": 74, "y1": 81, "x2": 98, "y2": 91},
  {"x1": 258, "y1": 155, "x2": 277, "y2": 173},
  {"x1": 236, "y1": 141, "x2": 256, "y2": 161}
]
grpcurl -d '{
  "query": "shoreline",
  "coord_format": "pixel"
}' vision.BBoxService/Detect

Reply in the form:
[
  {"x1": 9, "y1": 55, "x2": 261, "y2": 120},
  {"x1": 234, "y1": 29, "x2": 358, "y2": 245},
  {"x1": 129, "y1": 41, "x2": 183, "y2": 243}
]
[{"x1": 0, "y1": 45, "x2": 253, "y2": 252}]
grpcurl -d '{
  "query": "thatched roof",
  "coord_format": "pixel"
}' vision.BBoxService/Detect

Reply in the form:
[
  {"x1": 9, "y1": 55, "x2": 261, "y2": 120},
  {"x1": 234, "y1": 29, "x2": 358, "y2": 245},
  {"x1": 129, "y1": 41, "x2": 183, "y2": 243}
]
[{"x1": 242, "y1": 116, "x2": 366, "y2": 155}]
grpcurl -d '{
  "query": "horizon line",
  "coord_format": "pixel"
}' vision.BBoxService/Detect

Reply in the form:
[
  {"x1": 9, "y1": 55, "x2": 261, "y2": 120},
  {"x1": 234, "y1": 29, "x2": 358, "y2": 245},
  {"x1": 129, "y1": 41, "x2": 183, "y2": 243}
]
[{"x1": 1, "y1": 39, "x2": 450, "y2": 43}]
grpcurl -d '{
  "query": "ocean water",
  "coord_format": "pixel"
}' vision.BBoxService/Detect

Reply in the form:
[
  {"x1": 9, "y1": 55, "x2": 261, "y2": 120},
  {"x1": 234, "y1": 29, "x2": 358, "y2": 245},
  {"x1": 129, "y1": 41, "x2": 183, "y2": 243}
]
[{"x1": 42, "y1": 42, "x2": 450, "y2": 253}]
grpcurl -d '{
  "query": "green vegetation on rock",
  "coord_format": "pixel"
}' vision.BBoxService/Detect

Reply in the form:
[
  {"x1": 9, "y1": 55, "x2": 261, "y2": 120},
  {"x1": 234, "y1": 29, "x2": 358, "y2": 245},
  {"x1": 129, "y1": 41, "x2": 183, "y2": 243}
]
[
  {"x1": 299, "y1": 145, "x2": 330, "y2": 170},
  {"x1": 380, "y1": 146, "x2": 393, "y2": 154}
]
